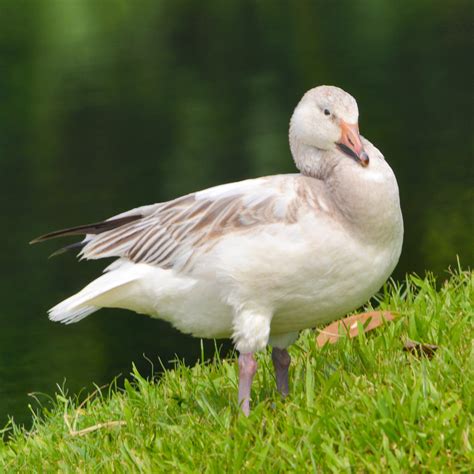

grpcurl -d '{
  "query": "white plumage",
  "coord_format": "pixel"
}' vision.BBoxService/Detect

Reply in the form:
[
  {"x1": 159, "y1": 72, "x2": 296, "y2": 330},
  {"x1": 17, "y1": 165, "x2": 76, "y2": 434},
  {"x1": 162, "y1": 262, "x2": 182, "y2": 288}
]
[{"x1": 34, "y1": 86, "x2": 403, "y2": 415}]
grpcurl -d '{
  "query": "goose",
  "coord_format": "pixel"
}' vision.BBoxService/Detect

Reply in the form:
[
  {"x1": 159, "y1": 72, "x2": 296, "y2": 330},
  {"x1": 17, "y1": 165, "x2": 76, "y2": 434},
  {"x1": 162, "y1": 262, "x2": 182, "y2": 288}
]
[{"x1": 32, "y1": 86, "x2": 403, "y2": 416}]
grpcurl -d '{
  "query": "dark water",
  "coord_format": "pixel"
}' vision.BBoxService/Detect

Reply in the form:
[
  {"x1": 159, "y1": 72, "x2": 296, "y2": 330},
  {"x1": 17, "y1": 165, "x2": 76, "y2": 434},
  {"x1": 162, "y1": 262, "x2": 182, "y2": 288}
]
[{"x1": 1, "y1": 1, "x2": 472, "y2": 427}]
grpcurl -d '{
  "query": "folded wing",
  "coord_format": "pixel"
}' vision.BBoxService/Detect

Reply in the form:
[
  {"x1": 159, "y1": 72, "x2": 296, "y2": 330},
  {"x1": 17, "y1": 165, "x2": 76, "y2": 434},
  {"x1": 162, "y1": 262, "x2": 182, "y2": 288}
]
[{"x1": 35, "y1": 177, "x2": 303, "y2": 273}]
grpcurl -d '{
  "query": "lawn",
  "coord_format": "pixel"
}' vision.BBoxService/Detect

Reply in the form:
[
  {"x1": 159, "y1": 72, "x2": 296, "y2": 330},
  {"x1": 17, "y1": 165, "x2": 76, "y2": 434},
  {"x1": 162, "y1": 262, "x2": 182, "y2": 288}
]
[{"x1": 1, "y1": 269, "x2": 472, "y2": 472}]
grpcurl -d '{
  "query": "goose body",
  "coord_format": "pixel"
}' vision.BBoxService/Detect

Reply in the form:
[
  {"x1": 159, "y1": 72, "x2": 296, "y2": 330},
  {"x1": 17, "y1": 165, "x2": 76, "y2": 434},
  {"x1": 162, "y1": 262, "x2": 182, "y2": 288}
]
[{"x1": 34, "y1": 86, "x2": 403, "y2": 414}]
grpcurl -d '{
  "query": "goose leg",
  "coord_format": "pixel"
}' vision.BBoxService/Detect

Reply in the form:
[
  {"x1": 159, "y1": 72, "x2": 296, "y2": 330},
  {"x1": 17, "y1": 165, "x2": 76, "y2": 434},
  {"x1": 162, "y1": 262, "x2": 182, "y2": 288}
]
[
  {"x1": 272, "y1": 347, "x2": 291, "y2": 397},
  {"x1": 238, "y1": 352, "x2": 257, "y2": 416}
]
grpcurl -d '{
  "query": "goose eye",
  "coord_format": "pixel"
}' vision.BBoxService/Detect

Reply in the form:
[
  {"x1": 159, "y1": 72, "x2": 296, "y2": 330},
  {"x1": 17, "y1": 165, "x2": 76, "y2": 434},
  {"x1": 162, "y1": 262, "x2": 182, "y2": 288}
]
[{"x1": 324, "y1": 109, "x2": 331, "y2": 116}]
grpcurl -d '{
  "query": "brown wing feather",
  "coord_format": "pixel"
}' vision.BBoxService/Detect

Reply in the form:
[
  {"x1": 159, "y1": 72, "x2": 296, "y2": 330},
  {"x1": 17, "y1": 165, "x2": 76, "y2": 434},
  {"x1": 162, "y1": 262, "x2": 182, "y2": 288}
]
[
  {"x1": 30, "y1": 215, "x2": 143, "y2": 244},
  {"x1": 36, "y1": 177, "x2": 322, "y2": 272},
  {"x1": 79, "y1": 184, "x2": 302, "y2": 272}
]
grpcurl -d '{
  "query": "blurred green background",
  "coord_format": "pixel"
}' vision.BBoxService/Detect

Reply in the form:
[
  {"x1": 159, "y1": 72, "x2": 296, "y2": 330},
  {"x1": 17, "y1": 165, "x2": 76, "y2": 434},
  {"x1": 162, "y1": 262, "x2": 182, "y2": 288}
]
[{"x1": 1, "y1": 0, "x2": 472, "y2": 427}]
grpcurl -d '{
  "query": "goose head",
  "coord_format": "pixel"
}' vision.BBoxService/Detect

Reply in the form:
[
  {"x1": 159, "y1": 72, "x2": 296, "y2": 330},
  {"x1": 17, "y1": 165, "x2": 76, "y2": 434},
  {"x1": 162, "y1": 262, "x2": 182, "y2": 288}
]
[{"x1": 289, "y1": 86, "x2": 369, "y2": 176}]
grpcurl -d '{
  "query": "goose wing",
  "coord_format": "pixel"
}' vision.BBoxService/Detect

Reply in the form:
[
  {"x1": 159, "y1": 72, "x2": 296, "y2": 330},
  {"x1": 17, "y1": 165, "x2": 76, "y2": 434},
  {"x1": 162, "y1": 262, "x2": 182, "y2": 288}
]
[{"x1": 34, "y1": 176, "x2": 306, "y2": 273}]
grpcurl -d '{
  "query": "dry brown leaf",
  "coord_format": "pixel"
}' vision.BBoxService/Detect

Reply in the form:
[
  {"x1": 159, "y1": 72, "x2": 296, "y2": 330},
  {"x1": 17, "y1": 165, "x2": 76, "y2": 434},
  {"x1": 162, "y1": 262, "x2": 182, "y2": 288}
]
[
  {"x1": 403, "y1": 339, "x2": 438, "y2": 358},
  {"x1": 316, "y1": 311, "x2": 396, "y2": 347}
]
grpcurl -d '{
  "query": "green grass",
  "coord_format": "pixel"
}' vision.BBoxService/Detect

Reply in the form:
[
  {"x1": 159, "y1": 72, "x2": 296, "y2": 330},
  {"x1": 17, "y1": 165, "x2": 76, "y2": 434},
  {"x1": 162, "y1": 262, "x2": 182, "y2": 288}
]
[{"x1": 1, "y1": 269, "x2": 473, "y2": 473}]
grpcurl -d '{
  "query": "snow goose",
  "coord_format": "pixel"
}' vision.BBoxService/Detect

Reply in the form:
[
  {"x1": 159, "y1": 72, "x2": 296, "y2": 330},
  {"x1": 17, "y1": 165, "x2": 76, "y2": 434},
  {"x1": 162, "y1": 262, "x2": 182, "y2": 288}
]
[{"x1": 32, "y1": 86, "x2": 403, "y2": 415}]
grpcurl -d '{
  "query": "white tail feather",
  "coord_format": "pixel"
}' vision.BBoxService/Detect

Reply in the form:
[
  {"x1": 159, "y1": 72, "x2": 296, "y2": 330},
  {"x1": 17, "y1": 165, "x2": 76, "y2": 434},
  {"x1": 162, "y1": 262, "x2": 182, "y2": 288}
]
[
  {"x1": 48, "y1": 262, "x2": 147, "y2": 324},
  {"x1": 49, "y1": 305, "x2": 98, "y2": 324}
]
